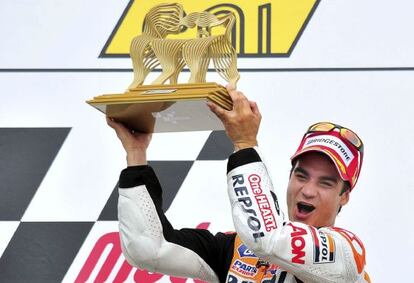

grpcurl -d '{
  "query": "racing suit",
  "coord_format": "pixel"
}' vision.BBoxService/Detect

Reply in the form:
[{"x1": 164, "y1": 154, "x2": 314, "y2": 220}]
[{"x1": 118, "y1": 147, "x2": 370, "y2": 282}]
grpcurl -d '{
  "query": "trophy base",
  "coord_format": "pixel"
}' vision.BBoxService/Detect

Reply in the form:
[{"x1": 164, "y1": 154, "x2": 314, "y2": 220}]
[{"x1": 86, "y1": 83, "x2": 232, "y2": 133}]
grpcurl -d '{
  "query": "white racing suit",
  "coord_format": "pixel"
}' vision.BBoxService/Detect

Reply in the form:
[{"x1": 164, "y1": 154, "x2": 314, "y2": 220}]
[{"x1": 118, "y1": 147, "x2": 370, "y2": 282}]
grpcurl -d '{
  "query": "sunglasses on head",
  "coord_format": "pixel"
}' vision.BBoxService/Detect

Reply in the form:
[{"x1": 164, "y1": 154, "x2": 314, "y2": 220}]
[{"x1": 307, "y1": 122, "x2": 364, "y2": 152}]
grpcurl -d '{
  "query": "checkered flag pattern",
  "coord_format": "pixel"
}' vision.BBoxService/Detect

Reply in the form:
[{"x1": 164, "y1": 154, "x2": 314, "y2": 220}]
[{"x1": 0, "y1": 128, "x2": 233, "y2": 282}]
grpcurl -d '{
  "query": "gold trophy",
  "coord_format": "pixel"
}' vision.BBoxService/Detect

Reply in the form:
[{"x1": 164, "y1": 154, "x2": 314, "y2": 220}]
[{"x1": 87, "y1": 3, "x2": 239, "y2": 132}]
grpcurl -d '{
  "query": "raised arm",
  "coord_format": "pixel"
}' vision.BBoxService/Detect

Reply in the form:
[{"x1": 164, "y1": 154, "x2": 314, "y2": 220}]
[
  {"x1": 107, "y1": 118, "x2": 233, "y2": 282},
  {"x1": 209, "y1": 88, "x2": 369, "y2": 282}
]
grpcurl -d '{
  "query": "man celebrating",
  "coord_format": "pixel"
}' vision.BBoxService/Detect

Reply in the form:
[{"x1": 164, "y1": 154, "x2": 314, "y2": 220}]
[{"x1": 107, "y1": 86, "x2": 370, "y2": 282}]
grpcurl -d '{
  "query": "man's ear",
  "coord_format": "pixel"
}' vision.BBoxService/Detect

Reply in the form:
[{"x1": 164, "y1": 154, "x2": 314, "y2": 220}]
[{"x1": 339, "y1": 190, "x2": 350, "y2": 207}]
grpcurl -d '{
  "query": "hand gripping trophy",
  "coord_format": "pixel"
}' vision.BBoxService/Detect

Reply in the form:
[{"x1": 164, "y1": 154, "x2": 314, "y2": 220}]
[{"x1": 87, "y1": 3, "x2": 240, "y2": 132}]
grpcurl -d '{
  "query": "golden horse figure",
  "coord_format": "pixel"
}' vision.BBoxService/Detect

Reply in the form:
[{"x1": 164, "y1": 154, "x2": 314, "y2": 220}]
[
  {"x1": 128, "y1": 3, "x2": 185, "y2": 89},
  {"x1": 180, "y1": 11, "x2": 239, "y2": 87}
]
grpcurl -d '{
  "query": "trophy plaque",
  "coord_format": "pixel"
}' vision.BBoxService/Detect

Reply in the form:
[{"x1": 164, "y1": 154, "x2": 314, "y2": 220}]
[{"x1": 87, "y1": 3, "x2": 240, "y2": 132}]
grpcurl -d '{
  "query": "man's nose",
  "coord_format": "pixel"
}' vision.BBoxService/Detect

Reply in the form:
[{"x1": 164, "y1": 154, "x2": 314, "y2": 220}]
[{"x1": 301, "y1": 182, "x2": 318, "y2": 198}]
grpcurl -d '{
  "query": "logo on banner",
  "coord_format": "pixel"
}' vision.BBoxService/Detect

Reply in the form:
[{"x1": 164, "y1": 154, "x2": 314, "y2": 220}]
[
  {"x1": 76, "y1": 223, "x2": 210, "y2": 282},
  {"x1": 100, "y1": 0, "x2": 320, "y2": 58}
]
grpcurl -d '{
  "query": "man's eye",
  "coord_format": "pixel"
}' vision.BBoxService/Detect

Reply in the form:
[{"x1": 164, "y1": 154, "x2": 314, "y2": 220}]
[
  {"x1": 320, "y1": 181, "x2": 334, "y2": 188},
  {"x1": 295, "y1": 173, "x2": 306, "y2": 180}
]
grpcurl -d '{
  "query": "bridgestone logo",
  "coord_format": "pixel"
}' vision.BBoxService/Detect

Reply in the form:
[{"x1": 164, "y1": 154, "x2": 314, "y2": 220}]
[{"x1": 303, "y1": 135, "x2": 354, "y2": 166}]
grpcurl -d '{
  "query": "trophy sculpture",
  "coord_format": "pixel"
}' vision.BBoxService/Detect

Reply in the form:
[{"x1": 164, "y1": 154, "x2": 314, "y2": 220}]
[{"x1": 87, "y1": 3, "x2": 240, "y2": 132}]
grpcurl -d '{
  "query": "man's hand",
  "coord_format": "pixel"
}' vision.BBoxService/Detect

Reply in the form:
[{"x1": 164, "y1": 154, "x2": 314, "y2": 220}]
[
  {"x1": 207, "y1": 85, "x2": 261, "y2": 151},
  {"x1": 106, "y1": 117, "x2": 152, "y2": 166}
]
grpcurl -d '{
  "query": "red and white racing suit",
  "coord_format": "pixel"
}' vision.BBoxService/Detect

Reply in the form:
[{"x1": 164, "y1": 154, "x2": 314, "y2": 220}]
[{"x1": 118, "y1": 147, "x2": 370, "y2": 282}]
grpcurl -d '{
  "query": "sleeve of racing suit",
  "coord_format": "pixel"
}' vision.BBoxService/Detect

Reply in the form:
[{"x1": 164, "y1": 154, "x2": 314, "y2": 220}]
[
  {"x1": 227, "y1": 147, "x2": 368, "y2": 283},
  {"x1": 118, "y1": 165, "x2": 235, "y2": 283}
]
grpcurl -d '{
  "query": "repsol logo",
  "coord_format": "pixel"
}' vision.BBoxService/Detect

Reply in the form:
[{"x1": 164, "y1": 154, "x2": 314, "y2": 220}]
[
  {"x1": 249, "y1": 174, "x2": 277, "y2": 231},
  {"x1": 288, "y1": 223, "x2": 307, "y2": 264},
  {"x1": 100, "y1": 0, "x2": 320, "y2": 58},
  {"x1": 233, "y1": 174, "x2": 265, "y2": 240},
  {"x1": 315, "y1": 231, "x2": 335, "y2": 263}
]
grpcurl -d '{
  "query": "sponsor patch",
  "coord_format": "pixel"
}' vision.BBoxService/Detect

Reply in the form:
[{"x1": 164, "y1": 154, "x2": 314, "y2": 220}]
[
  {"x1": 310, "y1": 227, "x2": 336, "y2": 264},
  {"x1": 227, "y1": 274, "x2": 254, "y2": 283},
  {"x1": 237, "y1": 244, "x2": 257, "y2": 258},
  {"x1": 228, "y1": 265, "x2": 285, "y2": 283},
  {"x1": 232, "y1": 174, "x2": 265, "y2": 240},
  {"x1": 288, "y1": 223, "x2": 307, "y2": 264},
  {"x1": 248, "y1": 174, "x2": 277, "y2": 231},
  {"x1": 231, "y1": 260, "x2": 258, "y2": 277},
  {"x1": 303, "y1": 135, "x2": 355, "y2": 166}
]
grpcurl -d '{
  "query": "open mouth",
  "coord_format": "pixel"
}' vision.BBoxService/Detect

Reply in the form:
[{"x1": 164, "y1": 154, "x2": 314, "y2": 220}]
[{"x1": 297, "y1": 202, "x2": 315, "y2": 214}]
